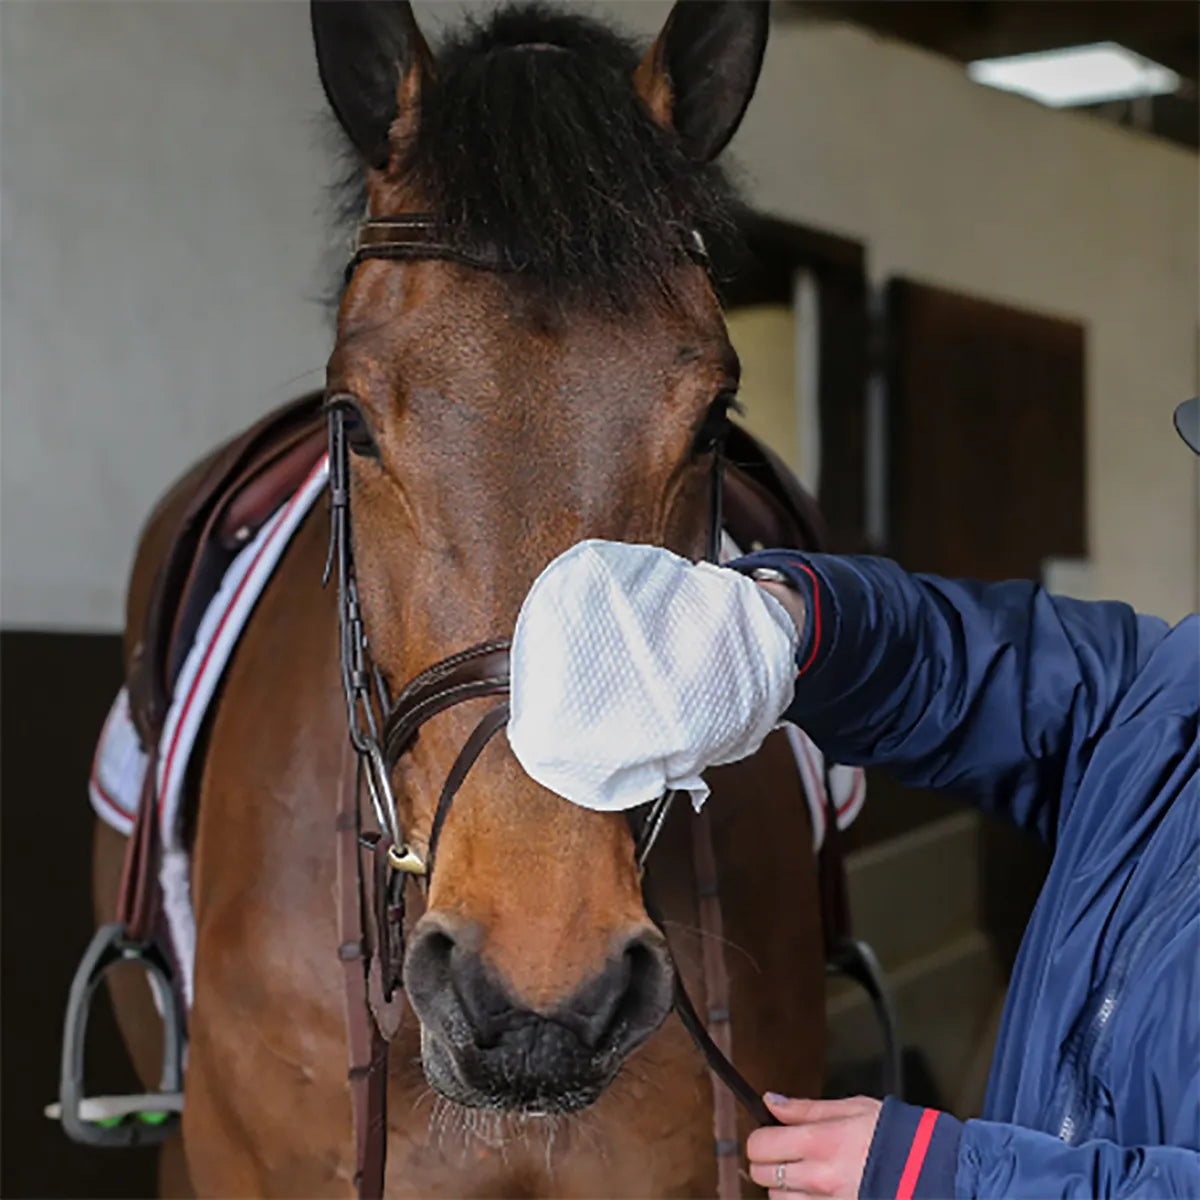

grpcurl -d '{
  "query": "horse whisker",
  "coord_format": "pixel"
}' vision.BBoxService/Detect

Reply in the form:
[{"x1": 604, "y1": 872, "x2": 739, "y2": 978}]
[{"x1": 659, "y1": 917, "x2": 762, "y2": 973}]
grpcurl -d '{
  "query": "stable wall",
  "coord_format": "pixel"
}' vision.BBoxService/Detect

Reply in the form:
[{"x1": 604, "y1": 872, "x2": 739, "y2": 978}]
[
  {"x1": 760, "y1": 21, "x2": 1199, "y2": 623},
  {"x1": 3, "y1": 1, "x2": 1196, "y2": 629},
  {"x1": 603, "y1": 2, "x2": 1198, "y2": 621},
  {"x1": 1, "y1": 1, "x2": 336, "y2": 630}
]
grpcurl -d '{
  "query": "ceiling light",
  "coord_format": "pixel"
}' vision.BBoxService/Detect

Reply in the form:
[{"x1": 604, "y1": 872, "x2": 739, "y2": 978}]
[{"x1": 967, "y1": 42, "x2": 1180, "y2": 108}]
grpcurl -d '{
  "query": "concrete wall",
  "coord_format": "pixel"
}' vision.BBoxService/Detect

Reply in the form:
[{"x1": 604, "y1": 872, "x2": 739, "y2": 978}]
[{"x1": 3, "y1": 1, "x2": 1196, "y2": 629}]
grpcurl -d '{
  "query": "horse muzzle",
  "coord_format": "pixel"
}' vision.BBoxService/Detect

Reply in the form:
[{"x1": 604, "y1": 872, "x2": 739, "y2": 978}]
[{"x1": 403, "y1": 912, "x2": 674, "y2": 1112}]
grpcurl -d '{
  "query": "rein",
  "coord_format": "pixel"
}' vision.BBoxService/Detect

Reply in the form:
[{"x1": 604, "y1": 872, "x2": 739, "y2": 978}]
[{"x1": 330, "y1": 214, "x2": 774, "y2": 1199}]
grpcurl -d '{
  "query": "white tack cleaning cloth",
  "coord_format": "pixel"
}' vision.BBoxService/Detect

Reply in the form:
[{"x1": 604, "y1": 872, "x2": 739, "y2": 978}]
[{"x1": 508, "y1": 539, "x2": 799, "y2": 812}]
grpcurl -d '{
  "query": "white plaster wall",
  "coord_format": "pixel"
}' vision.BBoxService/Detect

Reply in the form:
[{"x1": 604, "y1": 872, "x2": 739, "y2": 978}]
[
  {"x1": 1, "y1": 0, "x2": 337, "y2": 630},
  {"x1": 3, "y1": 1, "x2": 1196, "y2": 629}
]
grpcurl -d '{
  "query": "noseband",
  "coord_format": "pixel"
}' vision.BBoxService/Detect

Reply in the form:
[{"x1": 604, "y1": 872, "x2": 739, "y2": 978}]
[{"x1": 330, "y1": 214, "x2": 772, "y2": 1199}]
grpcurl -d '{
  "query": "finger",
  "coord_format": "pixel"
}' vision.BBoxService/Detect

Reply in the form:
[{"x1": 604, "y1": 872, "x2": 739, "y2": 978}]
[
  {"x1": 750, "y1": 1160, "x2": 794, "y2": 1190},
  {"x1": 746, "y1": 1123, "x2": 815, "y2": 1164},
  {"x1": 765, "y1": 1093, "x2": 869, "y2": 1124},
  {"x1": 751, "y1": 1159, "x2": 840, "y2": 1198},
  {"x1": 763, "y1": 1093, "x2": 832, "y2": 1124}
]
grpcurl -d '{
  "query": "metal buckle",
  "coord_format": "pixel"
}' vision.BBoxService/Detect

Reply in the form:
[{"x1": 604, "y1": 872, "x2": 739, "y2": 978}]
[
  {"x1": 51, "y1": 923, "x2": 184, "y2": 1147},
  {"x1": 387, "y1": 842, "x2": 427, "y2": 875}
]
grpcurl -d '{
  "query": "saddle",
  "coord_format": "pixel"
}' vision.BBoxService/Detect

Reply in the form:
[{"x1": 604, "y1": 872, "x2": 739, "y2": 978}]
[{"x1": 125, "y1": 391, "x2": 327, "y2": 751}]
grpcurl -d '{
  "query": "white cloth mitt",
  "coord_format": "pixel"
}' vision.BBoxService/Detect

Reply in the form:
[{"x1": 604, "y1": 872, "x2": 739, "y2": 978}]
[{"x1": 508, "y1": 539, "x2": 799, "y2": 812}]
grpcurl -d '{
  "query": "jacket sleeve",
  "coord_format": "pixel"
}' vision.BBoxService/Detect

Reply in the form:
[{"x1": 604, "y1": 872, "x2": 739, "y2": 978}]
[
  {"x1": 728, "y1": 550, "x2": 1169, "y2": 843},
  {"x1": 860, "y1": 1098, "x2": 1200, "y2": 1199}
]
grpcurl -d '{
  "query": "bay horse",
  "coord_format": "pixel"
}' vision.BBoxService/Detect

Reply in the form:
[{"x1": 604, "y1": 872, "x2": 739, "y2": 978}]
[{"x1": 89, "y1": 1, "x2": 828, "y2": 1194}]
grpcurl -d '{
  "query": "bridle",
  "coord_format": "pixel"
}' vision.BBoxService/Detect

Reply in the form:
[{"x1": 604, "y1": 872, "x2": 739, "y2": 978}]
[{"x1": 329, "y1": 213, "x2": 775, "y2": 1199}]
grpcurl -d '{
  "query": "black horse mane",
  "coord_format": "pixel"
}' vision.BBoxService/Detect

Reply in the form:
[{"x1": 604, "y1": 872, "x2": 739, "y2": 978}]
[{"x1": 330, "y1": 3, "x2": 739, "y2": 309}]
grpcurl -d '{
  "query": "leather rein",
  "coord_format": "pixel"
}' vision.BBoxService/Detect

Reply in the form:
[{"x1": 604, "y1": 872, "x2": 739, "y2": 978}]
[{"x1": 331, "y1": 214, "x2": 775, "y2": 1199}]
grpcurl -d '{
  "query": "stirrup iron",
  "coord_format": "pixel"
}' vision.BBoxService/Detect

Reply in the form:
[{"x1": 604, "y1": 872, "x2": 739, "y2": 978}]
[{"x1": 52, "y1": 923, "x2": 184, "y2": 1147}]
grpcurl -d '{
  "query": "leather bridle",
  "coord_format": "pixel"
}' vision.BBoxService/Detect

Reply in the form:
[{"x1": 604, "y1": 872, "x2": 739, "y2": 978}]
[{"x1": 330, "y1": 214, "x2": 774, "y2": 1199}]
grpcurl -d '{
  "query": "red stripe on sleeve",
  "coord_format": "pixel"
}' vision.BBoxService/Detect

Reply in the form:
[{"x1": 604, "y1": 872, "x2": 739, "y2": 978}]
[
  {"x1": 895, "y1": 1108, "x2": 939, "y2": 1200},
  {"x1": 779, "y1": 559, "x2": 822, "y2": 677}
]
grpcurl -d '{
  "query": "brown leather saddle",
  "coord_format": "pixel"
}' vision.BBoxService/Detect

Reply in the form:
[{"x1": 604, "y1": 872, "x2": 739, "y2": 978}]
[{"x1": 124, "y1": 391, "x2": 327, "y2": 752}]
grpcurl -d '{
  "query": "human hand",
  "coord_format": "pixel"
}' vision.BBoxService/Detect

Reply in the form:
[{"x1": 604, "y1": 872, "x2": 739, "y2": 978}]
[
  {"x1": 746, "y1": 1093, "x2": 881, "y2": 1198},
  {"x1": 755, "y1": 578, "x2": 807, "y2": 642}
]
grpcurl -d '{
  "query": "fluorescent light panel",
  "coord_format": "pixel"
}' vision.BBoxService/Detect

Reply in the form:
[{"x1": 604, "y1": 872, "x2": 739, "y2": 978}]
[{"x1": 967, "y1": 42, "x2": 1180, "y2": 108}]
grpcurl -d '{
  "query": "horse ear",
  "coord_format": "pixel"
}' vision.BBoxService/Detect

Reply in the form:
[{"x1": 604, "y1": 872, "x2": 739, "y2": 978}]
[
  {"x1": 634, "y1": 0, "x2": 770, "y2": 163},
  {"x1": 311, "y1": 0, "x2": 433, "y2": 169}
]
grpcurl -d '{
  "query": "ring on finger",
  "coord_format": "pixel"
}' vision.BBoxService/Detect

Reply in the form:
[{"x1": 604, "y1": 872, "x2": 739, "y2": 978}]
[{"x1": 775, "y1": 1162, "x2": 786, "y2": 1190}]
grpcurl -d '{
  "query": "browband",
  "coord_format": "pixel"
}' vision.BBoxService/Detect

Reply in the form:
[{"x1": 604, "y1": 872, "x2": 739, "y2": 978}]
[
  {"x1": 345, "y1": 214, "x2": 710, "y2": 283},
  {"x1": 347, "y1": 215, "x2": 504, "y2": 280}
]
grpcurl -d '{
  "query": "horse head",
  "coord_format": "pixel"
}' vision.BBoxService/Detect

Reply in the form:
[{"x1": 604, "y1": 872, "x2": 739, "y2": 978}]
[{"x1": 311, "y1": 0, "x2": 769, "y2": 1115}]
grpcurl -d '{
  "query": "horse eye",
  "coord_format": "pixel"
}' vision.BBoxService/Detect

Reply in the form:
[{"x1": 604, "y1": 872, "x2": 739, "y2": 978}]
[
  {"x1": 329, "y1": 398, "x2": 380, "y2": 460},
  {"x1": 692, "y1": 393, "x2": 739, "y2": 458}
]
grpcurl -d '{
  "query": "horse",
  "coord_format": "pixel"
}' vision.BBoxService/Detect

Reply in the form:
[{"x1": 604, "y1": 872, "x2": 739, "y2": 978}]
[{"x1": 88, "y1": 2, "x2": 830, "y2": 1194}]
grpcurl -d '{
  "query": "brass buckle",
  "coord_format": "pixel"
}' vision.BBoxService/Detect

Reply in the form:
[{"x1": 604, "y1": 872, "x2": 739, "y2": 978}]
[{"x1": 387, "y1": 843, "x2": 427, "y2": 875}]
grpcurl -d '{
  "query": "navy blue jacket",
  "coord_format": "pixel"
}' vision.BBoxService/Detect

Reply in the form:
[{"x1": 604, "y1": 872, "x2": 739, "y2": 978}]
[{"x1": 733, "y1": 550, "x2": 1199, "y2": 1199}]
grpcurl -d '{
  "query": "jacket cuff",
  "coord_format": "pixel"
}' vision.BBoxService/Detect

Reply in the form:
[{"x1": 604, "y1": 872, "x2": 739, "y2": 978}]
[
  {"x1": 725, "y1": 548, "x2": 827, "y2": 678},
  {"x1": 860, "y1": 1097, "x2": 962, "y2": 1200}
]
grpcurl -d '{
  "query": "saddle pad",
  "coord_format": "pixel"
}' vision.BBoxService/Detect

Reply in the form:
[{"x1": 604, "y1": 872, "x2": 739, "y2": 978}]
[
  {"x1": 89, "y1": 457, "x2": 863, "y2": 1001},
  {"x1": 90, "y1": 455, "x2": 329, "y2": 1003}
]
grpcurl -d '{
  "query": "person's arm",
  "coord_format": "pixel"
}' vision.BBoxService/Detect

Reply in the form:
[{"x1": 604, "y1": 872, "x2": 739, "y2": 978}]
[
  {"x1": 730, "y1": 550, "x2": 1168, "y2": 843},
  {"x1": 866, "y1": 1097, "x2": 1200, "y2": 1199},
  {"x1": 746, "y1": 1095, "x2": 1200, "y2": 1199}
]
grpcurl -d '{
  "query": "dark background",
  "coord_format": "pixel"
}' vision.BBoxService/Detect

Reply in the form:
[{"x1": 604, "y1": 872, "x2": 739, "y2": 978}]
[{"x1": 2, "y1": 633, "x2": 158, "y2": 1198}]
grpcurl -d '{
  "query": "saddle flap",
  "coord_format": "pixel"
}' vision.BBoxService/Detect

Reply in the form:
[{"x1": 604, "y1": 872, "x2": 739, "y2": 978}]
[
  {"x1": 168, "y1": 422, "x2": 326, "y2": 683},
  {"x1": 126, "y1": 393, "x2": 326, "y2": 746},
  {"x1": 216, "y1": 427, "x2": 328, "y2": 551}
]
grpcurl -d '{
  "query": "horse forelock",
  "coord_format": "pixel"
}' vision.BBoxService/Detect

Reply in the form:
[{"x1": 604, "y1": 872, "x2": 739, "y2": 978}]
[{"x1": 327, "y1": 1, "x2": 740, "y2": 313}]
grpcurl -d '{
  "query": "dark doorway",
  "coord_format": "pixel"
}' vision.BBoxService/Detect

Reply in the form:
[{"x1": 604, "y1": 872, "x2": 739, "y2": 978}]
[{"x1": 2, "y1": 631, "x2": 158, "y2": 1198}]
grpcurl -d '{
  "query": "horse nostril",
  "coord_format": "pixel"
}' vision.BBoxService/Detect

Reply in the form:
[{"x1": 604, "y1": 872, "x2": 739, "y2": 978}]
[
  {"x1": 412, "y1": 927, "x2": 456, "y2": 975},
  {"x1": 614, "y1": 928, "x2": 675, "y2": 1047},
  {"x1": 406, "y1": 915, "x2": 520, "y2": 1048},
  {"x1": 404, "y1": 916, "x2": 469, "y2": 1029},
  {"x1": 406, "y1": 916, "x2": 673, "y2": 1063},
  {"x1": 561, "y1": 928, "x2": 674, "y2": 1052}
]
